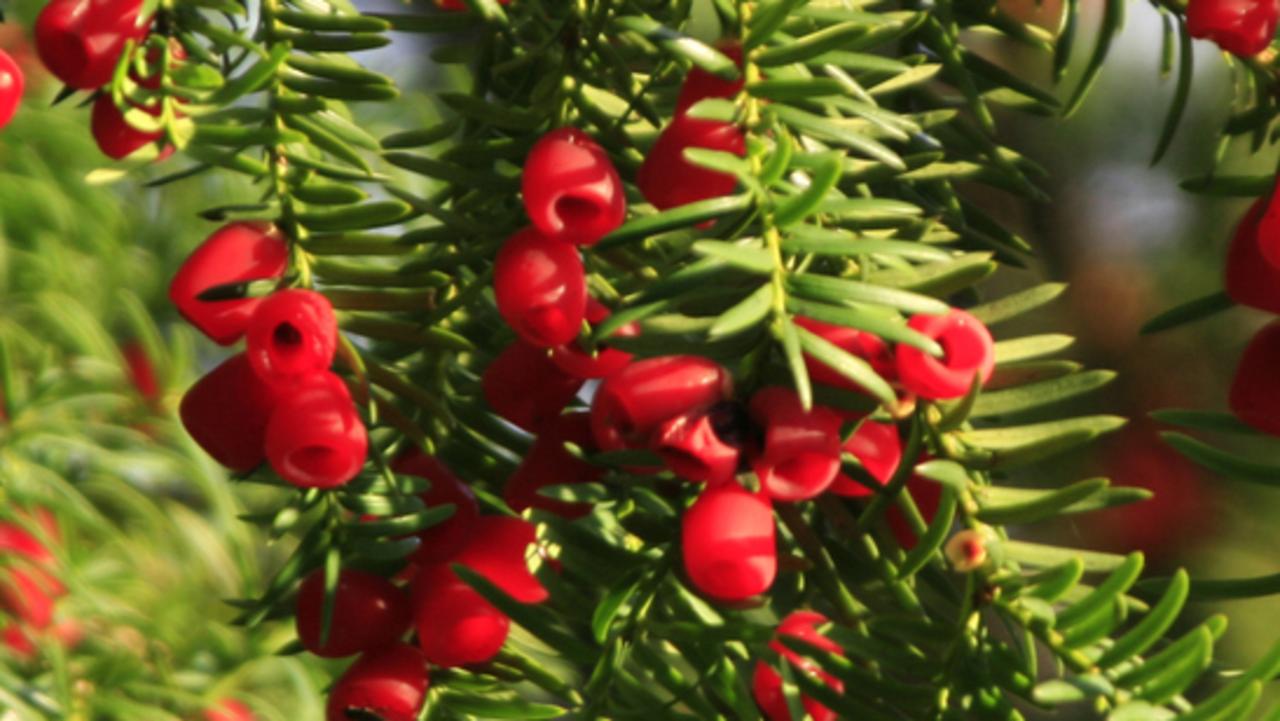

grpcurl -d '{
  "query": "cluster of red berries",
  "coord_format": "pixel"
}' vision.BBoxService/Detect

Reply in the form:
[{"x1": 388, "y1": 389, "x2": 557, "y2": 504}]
[
  {"x1": 1187, "y1": 0, "x2": 1280, "y2": 56},
  {"x1": 34, "y1": 0, "x2": 179, "y2": 160},
  {"x1": 0, "y1": 509, "x2": 79, "y2": 662},
  {"x1": 172, "y1": 222, "x2": 368, "y2": 488},
  {"x1": 289, "y1": 451, "x2": 546, "y2": 721}
]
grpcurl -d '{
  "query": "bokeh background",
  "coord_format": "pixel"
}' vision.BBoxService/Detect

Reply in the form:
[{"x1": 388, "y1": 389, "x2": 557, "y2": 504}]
[{"x1": 1, "y1": 0, "x2": 1278, "y2": 716}]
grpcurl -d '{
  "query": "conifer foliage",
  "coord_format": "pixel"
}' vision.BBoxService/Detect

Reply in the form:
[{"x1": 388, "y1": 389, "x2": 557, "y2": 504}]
[{"x1": 7, "y1": 0, "x2": 1280, "y2": 718}]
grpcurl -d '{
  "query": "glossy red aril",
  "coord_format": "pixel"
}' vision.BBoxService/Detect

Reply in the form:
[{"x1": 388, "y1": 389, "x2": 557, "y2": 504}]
[
  {"x1": 391, "y1": 451, "x2": 479, "y2": 565},
  {"x1": 482, "y1": 340, "x2": 583, "y2": 432},
  {"x1": 203, "y1": 699, "x2": 255, "y2": 721},
  {"x1": 652, "y1": 402, "x2": 746, "y2": 485},
  {"x1": 35, "y1": 0, "x2": 152, "y2": 89},
  {"x1": 794, "y1": 316, "x2": 895, "y2": 389},
  {"x1": 549, "y1": 298, "x2": 637, "y2": 379},
  {"x1": 493, "y1": 227, "x2": 587, "y2": 347},
  {"x1": 1230, "y1": 321, "x2": 1280, "y2": 435},
  {"x1": 1225, "y1": 197, "x2": 1280, "y2": 313},
  {"x1": 522, "y1": 128, "x2": 626, "y2": 246},
  {"x1": 246, "y1": 289, "x2": 337, "y2": 388},
  {"x1": 752, "y1": 611, "x2": 844, "y2": 721},
  {"x1": 505, "y1": 412, "x2": 601, "y2": 518},
  {"x1": 325, "y1": 643, "x2": 429, "y2": 721},
  {"x1": 831, "y1": 420, "x2": 902, "y2": 497},
  {"x1": 675, "y1": 43, "x2": 745, "y2": 115},
  {"x1": 591, "y1": 355, "x2": 733, "y2": 451},
  {"x1": 1187, "y1": 0, "x2": 1279, "y2": 56},
  {"x1": 748, "y1": 387, "x2": 843, "y2": 501},
  {"x1": 180, "y1": 353, "x2": 283, "y2": 472},
  {"x1": 91, "y1": 94, "x2": 171, "y2": 161},
  {"x1": 895, "y1": 310, "x2": 995, "y2": 400},
  {"x1": 0, "y1": 50, "x2": 23, "y2": 131},
  {"x1": 638, "y1": 115, "x2": 746, "y2": 211},
  {"x1": 411, "y1": 517, "x2": 545, "y2": 667},
  {"x1": 410, "y1": 562, "x2": 511, "y2": 667},
  {"x1": 265, "y1": 372, "x2": 367, "y2": 488},
  {"x1": 169, "y1": 222, "x2": 289, "y2": 345},
  {"x1": 296, "y1": 569, "x2": 410, "y2": 658},
  {"x1": 682, "y1": 483, "x2": 776, "y2": 602}
]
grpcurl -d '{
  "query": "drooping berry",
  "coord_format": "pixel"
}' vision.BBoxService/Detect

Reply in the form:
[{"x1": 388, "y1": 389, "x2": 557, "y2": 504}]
[
  {"x1": 296, "y1": 569, "x2": 411, "y2": 659},
  {"x1": 1225, "y1": 197, "x2": 1280, "y2": 314},
  {"x1": 0, "y1": 50, "x2": 24, "y2": 131},
  {"x1": 179, "y1": 353, "x2": 283, "y2": 472},
  {"x1": 505, "y1": 412, "x2": 601, "y2": 519},
  {"x1": 91, "y1": 94, "x2": 171, "y2": 161},
  {"x1": 245, "y1": 289, "x2": 338, "y2": 389},
  {"x1": 681, "y1": 483, "x2": 776, "y2": 602},
  {"x1": 1187, "y1": 0, "x2": 1279, "y2": 56},
  {"x1": 1229, "y1": 321, "x2": 1280, "y2": 436},
  {"x1": 325, "y1": 644, "x2": 430, "y2": 721},
  {"x1": 34, "y1": 0, "x2": 152, "y2": 89},
  {"x1": 522, "y1": 128, "x2": 626, "y2": 246},
  {"x1": 638, "y1": 115, "x2": 746, "y2": 211},
  {"x1": 482, "y1": 340, "x2": 583, "y2": 433},
  {"x1": 751, "y1": 611, "x2": 845, "y2": 721},
  {"x1": 392, "y1": 451, "x2": 480, "y2": 565},
  {"x1": 168, "y1": 222, "x2": 289, "y2": 345},
  {"x1": 895, "y1": 310, "x2": 995, "y2": 400},
  {"x1": 493, "y1": 227, "x2": 587, "y2": 348},
  {"x1": 748, "y1": 387, "x2": 843, "y2": 501},
  {"x1": 264, "y1": 372, "x2": 367, "y2": 488},
  {"x1": 591, "y1": 355, "x2": 733, "y2": 452},
  {"x1": 651, "y1": 402, "x2": 745, "y2": 485},
  {"x1": 794, "y1": 315, "x2": 896, "y2": 392},
  {"x1": 831, "y1": 420, "x2": 902, "y2": 497}
]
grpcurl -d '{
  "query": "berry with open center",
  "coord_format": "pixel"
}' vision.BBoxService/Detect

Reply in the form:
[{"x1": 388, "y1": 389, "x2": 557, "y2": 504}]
[
  {"x1": 493, "y1": 227, "x2": 587, "y2": 347},
  {"x1": 895, "y1": 310, "x2": 994, "y2": 400},
  {"x1": 246, "y1": 289, "x2": 337, "y2": 389},
  {"x1": 264, "y1": 372, "x2": 367, "y2": 488},
  {"x1": 522, "y1": 127, "x2": 626, "y2": 246}
]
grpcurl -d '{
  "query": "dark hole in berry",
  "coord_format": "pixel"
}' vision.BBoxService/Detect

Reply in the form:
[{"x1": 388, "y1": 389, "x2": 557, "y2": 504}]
[
  {"x1": 274, "y1": 322, "x2": 303, "y2": 349},
  {"x1": 708, "y1": 400, "x2": 755, "y2": 450},
  {"x1": 555, "y1": 196, "x2": 599, "y2": 228}
]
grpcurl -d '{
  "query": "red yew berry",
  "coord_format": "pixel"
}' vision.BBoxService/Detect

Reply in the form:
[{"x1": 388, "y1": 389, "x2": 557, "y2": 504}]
[
  {"x1": 548, "y1": 298, "x2": 637, "y2": 379},
  {"x1": 522, "y1": 128, "x2": 626, "y2": 246},
  {"x1": 410, "y1": 517, "x2": 546, "y2": 667},
  {"x1": 831, "y1": 420, "x2": 902, "y2": 497},
  {"x1": 245, "y1": 289, "x2": 338, "y2": 388},
  {"x1": 493, "y1": 227, "x2": 587, "y2": 347},
  {"x1": 591, "y1": 355, "x2": 733, "y2": 452},
  {"x1": 0, "y1": 568, "x2": 57, "y2": 629},
  {"x1": 638, "y1": 115, "x2": 746, "y2": 211},
  {"x1": 752, "y1": 611, "x2": 844, "y2": 721},
  {"x1": 681, "y1": 483, "x2": 777, "y2": 602},
  {"x1": 748, "y1": 387, "x2": 843, "y2": 502},
  {"x1": 91, "y1": 94, "x2": 172, "y2": 161},
  {"x1": 179, "y1": 353, "x2": 283, "y2": 472},
  {"x1": 505, "y1": 412, "x2": 601, "y2": 519},
  {"x1": 203, "y1": 699, "x2": 255, "y2": 721},
  {"x1": 794, "y1": 316, "x2": 895, "y2": 391},
  {"x1": 0, "y1": 50, "x2": 23, "y2": 131},
  {"x1": 1224, "y1": 197, "x2": 1280, "y2": 313},
  {"x1": 168, "y1": 222, "x2": 289, "y2": 345},
  {"x1": 1, "y1": 623, "x2": 35, "y2": 661},
  {"x1": 265, "y1": 372, "x2": 367, "y2": 489},
  {"x1": 1187, "y1": 0, "x2": 1279, "y2": 56},
  {"x1": 410, "y1": 562, "x2": 511, "y2": 667},
  {"x1": 482, "y1": 340, "x2": 583, "y2": 433},
  {"x1": 1229, "y1": 320, "x2": 1280, "y2": 435},
  {"x1": 35, "y1": 0, "x2": 152, "y2": 89},
  {"x1": 895, "y1": 310, "x2": 995, "y2": 400},
  {"x1": 391, "y1": 451, "x2": 480, "y2": 565},
  {"x1": 652, "y1": 402, "x2": 745, "y2": 485},
  {"x1": 675, "y1": 43, "x2": 745, "y2": 116},
  {"x1": 326, "y1": 643, "x2": 430, "y2": 721},
  {"x1": 295, "y1": 568, "x2": 411, "y2": 658}
]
